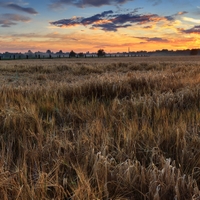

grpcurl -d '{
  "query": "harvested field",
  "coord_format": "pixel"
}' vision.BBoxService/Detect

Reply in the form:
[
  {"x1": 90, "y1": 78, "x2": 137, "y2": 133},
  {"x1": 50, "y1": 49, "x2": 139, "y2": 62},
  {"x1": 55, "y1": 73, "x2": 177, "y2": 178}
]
[{"x1": 1, "y1": 56, "x2": 200, "y2": 199}]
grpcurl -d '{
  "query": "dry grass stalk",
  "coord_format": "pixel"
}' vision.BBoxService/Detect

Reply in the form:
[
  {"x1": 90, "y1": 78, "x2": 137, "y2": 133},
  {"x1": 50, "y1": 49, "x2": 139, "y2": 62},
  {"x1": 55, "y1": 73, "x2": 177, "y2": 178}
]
[{"x1": 0, "y1": 56, "x2": 200, "y2": 199}]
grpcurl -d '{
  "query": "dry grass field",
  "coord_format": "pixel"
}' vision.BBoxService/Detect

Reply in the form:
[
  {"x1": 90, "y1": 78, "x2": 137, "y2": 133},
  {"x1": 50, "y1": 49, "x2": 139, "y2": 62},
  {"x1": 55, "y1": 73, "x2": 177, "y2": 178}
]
[{"x1": 1, "y1": 56, "x2": 200, "y2": 199}]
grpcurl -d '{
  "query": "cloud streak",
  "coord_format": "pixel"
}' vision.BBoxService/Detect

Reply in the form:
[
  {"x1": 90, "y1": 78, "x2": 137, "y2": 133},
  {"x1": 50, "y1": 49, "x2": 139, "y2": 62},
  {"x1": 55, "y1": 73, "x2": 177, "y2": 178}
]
[
  {"x1": 0, "y1": 2, "x2": 38, "y2": 14},
  {"x1": 135, "y1": 36, "x2": 169, "y2": 43},
  {"x1": 0, "y1": 13, "x2": 31, "y2": 27},
  {"x1": 182, "y1": 25, "x2": 200, "y2": 34},
  {"x1": 183, "y1": 17, "x2": 200, "y2": 23},
  {"x1": 50, "y1": 10, "x2": 173, "y2": 31},
  {"x1": 6, "y1": 3, "x2": 38, "y2": 14},
  {"x1": 145, "y1": 37, "x2": 169, "y2": 42},
  {"x1": 50, "y1": 0, "x2": 133, "y2": 9}
]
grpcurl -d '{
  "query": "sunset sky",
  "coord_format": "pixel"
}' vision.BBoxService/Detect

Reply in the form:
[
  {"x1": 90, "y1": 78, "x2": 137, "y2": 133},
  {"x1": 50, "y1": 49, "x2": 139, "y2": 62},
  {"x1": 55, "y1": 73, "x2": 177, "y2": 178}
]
[{"x1": 0, "y1": 0, "x2": 200, "y2": 53}]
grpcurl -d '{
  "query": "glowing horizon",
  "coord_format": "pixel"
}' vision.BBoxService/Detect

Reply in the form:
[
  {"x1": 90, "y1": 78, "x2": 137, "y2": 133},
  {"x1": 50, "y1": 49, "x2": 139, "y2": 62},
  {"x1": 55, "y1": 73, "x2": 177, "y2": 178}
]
[{"x1": 0, "y1": 0, "x2": 200, "y2": 53}]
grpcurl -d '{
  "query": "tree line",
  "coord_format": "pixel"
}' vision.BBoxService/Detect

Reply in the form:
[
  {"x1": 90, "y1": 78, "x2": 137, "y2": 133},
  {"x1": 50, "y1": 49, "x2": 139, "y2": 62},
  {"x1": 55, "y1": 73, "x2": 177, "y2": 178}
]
[{"x1": 69, "y1": 49, "x2": 106, "y2": 58}]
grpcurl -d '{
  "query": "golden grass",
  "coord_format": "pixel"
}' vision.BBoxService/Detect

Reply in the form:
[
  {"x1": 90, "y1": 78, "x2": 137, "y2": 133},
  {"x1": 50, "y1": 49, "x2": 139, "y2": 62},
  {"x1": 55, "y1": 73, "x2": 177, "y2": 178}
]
[{"x1": 1, "y1": 56, "x2": 200, "y2": 199}]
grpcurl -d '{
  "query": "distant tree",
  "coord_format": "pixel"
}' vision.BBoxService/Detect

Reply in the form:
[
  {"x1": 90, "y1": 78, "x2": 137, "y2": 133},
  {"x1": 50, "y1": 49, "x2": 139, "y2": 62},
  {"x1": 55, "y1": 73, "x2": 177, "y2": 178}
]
[
  {"x1": 28, "y1": 50, "x2": 33, "y2": 54},
  {"x1": 46, "y1": 50, "x2": 51, "y2": 54},
  {"x1": 78, "y1": 52, "x2": 84, "y2": 58},
  {"x1": 190, "y1": 49, "x2": 198, "y2": 55},
  {"x1": 97, "y1": 49, "x2": 106, "y2": 57},
  {"x1": 69, "y1": 50, "x2": 76, "y2": 58},
  {"x1": 56, "y1": 50, "x2": 63, "y2": 55}
]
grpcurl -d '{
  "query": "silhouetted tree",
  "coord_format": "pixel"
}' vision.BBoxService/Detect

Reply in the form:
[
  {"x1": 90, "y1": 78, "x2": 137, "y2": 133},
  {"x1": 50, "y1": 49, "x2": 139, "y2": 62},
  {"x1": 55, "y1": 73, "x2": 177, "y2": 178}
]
[
  {"x1": 190, "y1": 49, "x2": 198, "y2": 55},
  {"x1": 69, "y1": 50, "x2": 76, "y2": 58},
  {"x1": 97, "y1": 49, "x2": 106, "y2": 57},
  {"x1": 46, "y1": 50, "x2": 51, "y2": 54}
]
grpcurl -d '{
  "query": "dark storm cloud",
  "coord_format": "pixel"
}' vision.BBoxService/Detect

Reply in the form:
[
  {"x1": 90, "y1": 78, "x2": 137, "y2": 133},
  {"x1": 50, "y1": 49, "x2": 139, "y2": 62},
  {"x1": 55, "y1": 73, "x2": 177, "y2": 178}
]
[
  {"x1": 50, "y1": 0, "x2": 134, "y2": 9},
  {"x1": 0, "y1": 13, "x2": 31, "y2": 27},
  {"x1": 0, "y1": 2, "x2": 38, "y2": 14},
  {"x1": 50, "y1": 9, "x2": 171, "y2": 31},
  {"x1": 182, "y1": 25, "x2": 200, "y2": 34}
]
